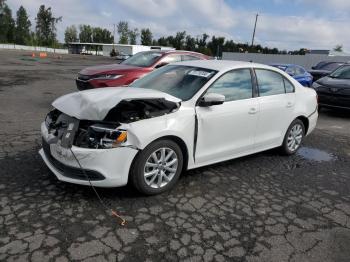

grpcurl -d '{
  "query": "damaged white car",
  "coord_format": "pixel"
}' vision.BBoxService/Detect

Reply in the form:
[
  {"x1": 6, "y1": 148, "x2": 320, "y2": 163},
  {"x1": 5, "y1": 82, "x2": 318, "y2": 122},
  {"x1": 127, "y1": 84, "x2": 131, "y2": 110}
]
[{"x1": 40, "y1": 60, "x2": 318, "y2": 195}]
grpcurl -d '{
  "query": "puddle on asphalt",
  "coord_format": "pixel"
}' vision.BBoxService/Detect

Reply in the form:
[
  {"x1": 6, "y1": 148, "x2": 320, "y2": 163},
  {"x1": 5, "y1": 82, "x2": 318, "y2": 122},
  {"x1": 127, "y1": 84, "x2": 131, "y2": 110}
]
[{"x1": 297, "y1": 147, "x2": 335, "y2": 162}]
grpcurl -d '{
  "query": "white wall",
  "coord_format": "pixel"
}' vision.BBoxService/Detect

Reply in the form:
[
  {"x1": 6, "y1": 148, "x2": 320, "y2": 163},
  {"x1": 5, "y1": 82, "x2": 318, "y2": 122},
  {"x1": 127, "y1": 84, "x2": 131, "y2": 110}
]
[
  {"x1": 102, "y1": 45, "x2": 151, "y2": 56},
  {"x1": 0, "y1": 44, "x2": 68, "y2": 54}
]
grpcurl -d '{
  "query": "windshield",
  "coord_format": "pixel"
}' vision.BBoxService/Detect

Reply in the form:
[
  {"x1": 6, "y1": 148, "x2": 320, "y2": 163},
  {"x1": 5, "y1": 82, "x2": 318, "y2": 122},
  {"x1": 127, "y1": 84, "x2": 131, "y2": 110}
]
[
  {"x1": 130, "y1": 65, "x2": 217, "y2": 100},
  {"x1": 329, "y1": 65, "x2": 350, "y2": 79},
  {"x1": 121, "y1": 51, "x2": 163, "y2": 67},
  {"x1": 319, "y1": 62, "x2": 343, "y2": 71}
]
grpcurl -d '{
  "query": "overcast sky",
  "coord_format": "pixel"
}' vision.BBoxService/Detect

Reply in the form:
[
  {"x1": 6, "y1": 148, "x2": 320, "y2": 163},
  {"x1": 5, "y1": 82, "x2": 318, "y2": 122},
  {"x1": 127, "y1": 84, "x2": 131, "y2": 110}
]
[{"x1": 7, "y1": 0, "x2": 350, "y2": 51}]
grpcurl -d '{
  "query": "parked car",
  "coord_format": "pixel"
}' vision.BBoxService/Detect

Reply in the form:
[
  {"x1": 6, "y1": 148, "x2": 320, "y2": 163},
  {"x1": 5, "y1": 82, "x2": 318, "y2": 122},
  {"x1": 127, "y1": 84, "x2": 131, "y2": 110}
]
[
  {"x1": 76, "y1": 50, "x2": 209, "y2": 90},
  {"x1": 270, "y1": 64, "x2": 313, "y2": 87},
  {"x1": 312, "y1": 64, "x2": 350, "y2": 110},
  {"x1": 115, "y1": 52, "x2": 131, "y2": 60},
  {"x1": 41, "y1": 60, "x2": 318, "y2": 195},
  {"x1": 309, "y1": 61, "x2": 344, "y2": 81}
]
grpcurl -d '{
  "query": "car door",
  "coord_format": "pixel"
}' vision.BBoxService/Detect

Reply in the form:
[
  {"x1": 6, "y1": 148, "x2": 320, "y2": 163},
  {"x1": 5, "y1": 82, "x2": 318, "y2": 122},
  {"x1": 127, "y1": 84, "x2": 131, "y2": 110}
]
[
  {"x1": 254, "y1": 69, "x2": 296, "y2": 149},
  {"x1": 195, "y1": 69, "x2": 259, "y2": 164}
]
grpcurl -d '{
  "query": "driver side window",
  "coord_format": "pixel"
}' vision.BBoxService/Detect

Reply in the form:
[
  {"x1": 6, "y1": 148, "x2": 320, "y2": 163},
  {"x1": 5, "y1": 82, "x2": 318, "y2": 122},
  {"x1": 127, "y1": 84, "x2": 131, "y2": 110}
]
[{"x1": 206, "y1": 69, "x2": 253, "y2": 102}]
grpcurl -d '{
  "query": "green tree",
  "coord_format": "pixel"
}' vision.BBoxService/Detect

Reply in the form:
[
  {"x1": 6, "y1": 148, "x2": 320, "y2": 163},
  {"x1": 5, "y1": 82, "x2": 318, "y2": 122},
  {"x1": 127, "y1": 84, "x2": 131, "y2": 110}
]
[
  {"x1": 79, "y1": 24, "x2": 93, "y2": 43},
  {"x1": 92, "y1": 27, "x2": 113, "y2": 43},
  {"x1": 172, "y1": 31, "x2": 186, "y2": 49},
  {"x1": 196, "y1": 33, "x2": 209, "y2": 48},
  {"x1": 35, "y1": 5, "x2": 62, "y2": 47},
  {"x1": 128, "y1": 28, "x2": 139, "y2": 45},
  {"x1": 207, "y1": 36, "x2": 225, "y2": 57},
  {"x1": 0, "y1": 0, "x2": 15, "y2": 43},
  {"x1": 117, "y1": 21, "x2": 129, "y2": 44},
  {"x1": 141, "y1": 28, "x2": 152, "y2": 46},
  {"x1": 64, "y1": 25, "x2": 78, "y2": 44},
  {"x1": 15, "y1": 6, "x2": 31, "y2": 45},
  {"x1": 185, "y1": 35, "x2": 196, "y2": 51},
  {"x1": 157, "y1": 37, "x2": 168, "y2": 46},
  {"x1": 333, "y1": 44, "x2": 343, "y2": 52}
]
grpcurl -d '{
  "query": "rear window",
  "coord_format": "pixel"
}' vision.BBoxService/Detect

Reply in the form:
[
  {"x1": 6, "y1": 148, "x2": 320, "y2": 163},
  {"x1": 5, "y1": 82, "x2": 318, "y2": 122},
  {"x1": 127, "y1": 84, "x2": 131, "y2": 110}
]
[{"x1": 255, "y1": 69, "x2": 285, "y2": 96}]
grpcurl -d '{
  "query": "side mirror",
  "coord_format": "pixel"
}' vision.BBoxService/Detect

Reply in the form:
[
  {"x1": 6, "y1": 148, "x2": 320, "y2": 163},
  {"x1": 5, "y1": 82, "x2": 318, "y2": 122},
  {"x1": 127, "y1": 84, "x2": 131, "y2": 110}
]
[
  {"x1": 311, "y1": 66, "x2": 315, "y2": 70},
  {"x1": 155, "y1": 62, "x2": 168, "y2": 69},
  {"x1": 198, "y1": 93, "x2": 225, "y2": 107}
]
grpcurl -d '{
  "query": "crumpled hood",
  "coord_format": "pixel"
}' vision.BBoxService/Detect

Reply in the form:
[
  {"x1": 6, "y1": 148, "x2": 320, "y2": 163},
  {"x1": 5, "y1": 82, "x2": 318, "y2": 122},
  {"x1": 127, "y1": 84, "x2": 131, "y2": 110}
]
[{"x1": 52, "y1": 87, "x2": 181, "y2": 120}]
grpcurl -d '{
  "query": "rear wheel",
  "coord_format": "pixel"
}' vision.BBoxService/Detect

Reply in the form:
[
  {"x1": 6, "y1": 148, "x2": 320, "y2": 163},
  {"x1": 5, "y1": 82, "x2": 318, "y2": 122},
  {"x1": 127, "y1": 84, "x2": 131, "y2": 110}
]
[
  {"x1": 130, "y1": 139, "x2": 183, "y2": 195},
  {"x1": 281, "y1": 119, "x2": 305, "y2": 155}
]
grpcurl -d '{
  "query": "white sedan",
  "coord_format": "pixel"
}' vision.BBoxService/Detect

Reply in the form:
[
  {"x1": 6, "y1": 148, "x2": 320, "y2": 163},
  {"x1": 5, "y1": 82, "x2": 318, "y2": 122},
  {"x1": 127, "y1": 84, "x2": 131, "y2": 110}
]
[{"x1": 40, "y1": 60, "x2": 318, "y2": 195}]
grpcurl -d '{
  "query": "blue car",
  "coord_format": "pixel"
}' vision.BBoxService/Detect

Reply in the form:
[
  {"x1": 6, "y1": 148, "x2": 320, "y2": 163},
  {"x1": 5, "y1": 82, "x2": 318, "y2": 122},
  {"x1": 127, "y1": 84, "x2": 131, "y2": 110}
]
[{"x1": 270, "y1": 64, "x2": 313, "y2": 87}]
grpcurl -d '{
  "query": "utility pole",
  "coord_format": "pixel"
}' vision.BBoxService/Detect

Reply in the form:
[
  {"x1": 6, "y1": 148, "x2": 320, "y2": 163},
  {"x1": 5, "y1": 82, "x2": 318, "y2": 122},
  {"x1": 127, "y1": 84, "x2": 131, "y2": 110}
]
[
  {"x1": 251, "y1": 13, "x2": 259, "y2": 47},
  {"x1": 113, "y1": 23, "x2": 116, "y2": 49}
]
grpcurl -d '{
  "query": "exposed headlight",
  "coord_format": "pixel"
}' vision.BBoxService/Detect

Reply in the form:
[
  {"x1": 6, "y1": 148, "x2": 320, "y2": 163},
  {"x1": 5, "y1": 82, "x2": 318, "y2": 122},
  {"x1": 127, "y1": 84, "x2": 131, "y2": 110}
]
[
  {"x1": 75, "y1": 123, "x2": 127, "y2": 149},
  {"x1": 93, "y1": 74, "x2": 123, "y2": 80},
  {"x1": 89, "y1": 124, "x2": 127, "y2": 148}
]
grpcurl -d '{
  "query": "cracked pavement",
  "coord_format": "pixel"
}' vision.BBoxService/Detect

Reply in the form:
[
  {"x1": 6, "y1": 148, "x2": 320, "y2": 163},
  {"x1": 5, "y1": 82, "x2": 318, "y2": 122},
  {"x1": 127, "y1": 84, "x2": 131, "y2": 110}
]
[{"x1": 1, "y1": 50, "x2": 350, "y2": 262}]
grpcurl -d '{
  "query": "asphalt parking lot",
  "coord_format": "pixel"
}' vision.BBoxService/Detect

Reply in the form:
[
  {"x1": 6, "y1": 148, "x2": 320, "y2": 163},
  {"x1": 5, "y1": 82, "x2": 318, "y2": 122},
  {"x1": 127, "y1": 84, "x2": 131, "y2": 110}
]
[{"x1": 1, "y1": 49, "x2": 350, "y2": 262}]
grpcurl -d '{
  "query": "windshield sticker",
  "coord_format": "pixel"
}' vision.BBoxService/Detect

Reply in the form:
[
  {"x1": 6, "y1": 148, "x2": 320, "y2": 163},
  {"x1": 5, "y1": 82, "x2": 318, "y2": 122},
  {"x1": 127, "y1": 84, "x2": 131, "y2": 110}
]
[{"x1": 188, "y1": 70, "x2": 213, "y2": 78}]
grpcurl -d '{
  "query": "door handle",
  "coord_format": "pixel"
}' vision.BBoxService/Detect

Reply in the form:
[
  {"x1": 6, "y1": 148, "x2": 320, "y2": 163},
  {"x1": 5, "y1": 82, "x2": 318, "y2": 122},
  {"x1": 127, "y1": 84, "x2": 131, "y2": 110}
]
[
  {"x1": 248, "y1": 108, "x2": 258, "y2": 114},
  {"x1": 286, "y1": 102, "x2": 293, "y2": 108}
]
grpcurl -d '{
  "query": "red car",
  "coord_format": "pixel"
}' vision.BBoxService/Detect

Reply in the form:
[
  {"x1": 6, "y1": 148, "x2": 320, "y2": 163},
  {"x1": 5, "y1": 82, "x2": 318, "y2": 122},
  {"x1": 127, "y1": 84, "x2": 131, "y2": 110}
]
[{"x1": 76, "y1": 50, "x2": 210, "y2": 90}]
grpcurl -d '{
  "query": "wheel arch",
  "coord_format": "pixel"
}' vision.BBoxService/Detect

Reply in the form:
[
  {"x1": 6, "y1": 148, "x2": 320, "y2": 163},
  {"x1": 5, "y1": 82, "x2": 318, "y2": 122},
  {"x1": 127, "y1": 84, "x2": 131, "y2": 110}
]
[
  {"x1": 296, "y1": 115, "x2": 309, "y2": 134},
  {"x1": 129, "y1": 135, "x2": 190, "y2": 180},
  {"x1": 153, "y1": 135, "x2": 189, "y2": 173}
]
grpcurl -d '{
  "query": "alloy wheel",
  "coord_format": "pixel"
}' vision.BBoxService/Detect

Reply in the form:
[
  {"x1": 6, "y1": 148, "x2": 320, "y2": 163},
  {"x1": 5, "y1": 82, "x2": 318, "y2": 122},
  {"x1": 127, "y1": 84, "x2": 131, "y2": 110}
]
[
  {"x1": 144, "y1": 147, "x2": 178, "y2": 188},
  {"x1": 287, "y1": 123, "x2": 303, "y2": 152}
]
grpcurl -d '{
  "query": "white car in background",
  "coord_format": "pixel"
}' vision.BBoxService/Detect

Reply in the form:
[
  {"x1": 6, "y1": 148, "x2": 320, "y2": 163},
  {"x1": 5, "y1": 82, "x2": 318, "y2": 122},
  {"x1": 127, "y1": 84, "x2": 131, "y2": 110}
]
[{"x1": 40, "y1": 60, "x2": 318, "y2": 195}]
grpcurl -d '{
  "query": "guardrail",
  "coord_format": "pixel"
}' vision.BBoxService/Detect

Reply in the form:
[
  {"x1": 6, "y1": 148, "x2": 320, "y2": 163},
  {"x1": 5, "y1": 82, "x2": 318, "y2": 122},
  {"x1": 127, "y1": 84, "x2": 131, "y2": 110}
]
[{"x1": 0, "y1": 44, "x2": 68, "y2": 54}]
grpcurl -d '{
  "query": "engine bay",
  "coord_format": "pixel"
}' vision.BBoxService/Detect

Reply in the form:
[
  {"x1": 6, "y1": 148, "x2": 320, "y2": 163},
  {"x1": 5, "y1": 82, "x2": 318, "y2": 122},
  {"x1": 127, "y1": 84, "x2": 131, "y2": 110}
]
[{"x1": 45, "y1": 98, "x2": 179, "y2": 149}]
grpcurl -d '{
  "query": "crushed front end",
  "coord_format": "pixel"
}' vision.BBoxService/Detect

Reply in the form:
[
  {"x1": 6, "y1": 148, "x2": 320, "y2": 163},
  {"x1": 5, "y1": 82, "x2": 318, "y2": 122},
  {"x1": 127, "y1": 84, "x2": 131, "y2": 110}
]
[
  {"x1": 39, "y1": 88, "x2": 181, "y2": 188},
  {"x1": 39, "y1": 109, "x2": 139, "y2": 187}
]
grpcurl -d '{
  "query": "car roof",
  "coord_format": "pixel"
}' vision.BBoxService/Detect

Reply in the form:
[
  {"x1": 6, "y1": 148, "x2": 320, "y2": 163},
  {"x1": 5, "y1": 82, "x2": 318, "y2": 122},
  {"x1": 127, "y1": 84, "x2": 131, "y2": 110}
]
[
  {"x1": 140, "y1": 50, "x2": 206, "y2": 56},
  {"x1": 173, "y1": 60, "x2": 275, "y2": 71}
]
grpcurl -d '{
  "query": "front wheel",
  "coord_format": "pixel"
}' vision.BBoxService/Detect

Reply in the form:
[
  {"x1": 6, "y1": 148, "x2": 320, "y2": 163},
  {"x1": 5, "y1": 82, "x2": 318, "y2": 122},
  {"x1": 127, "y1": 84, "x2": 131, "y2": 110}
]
[
  {"x1": 130, "y1": 139, "x2": 183, "y2": 195},
  {"x1": 280, "y1": 119, "x2": 305, "y2": 155}
]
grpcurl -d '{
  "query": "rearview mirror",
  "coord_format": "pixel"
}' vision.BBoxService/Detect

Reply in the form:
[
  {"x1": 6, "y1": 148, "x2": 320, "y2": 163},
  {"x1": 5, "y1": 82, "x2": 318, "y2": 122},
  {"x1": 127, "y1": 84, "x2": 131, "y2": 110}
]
[
  {"x1": 155, "y1": 62, "x2": 168, "y2": 69},
  {"x1": 198, "y1": 93, "x2": 225, "y2": 107}
]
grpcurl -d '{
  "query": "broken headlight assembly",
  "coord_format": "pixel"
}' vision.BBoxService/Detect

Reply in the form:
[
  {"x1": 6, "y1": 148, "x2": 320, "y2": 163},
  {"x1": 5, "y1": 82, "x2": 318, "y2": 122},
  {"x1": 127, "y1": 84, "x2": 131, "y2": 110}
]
[{"x1": 76, "y1": 123, "x2": 127, "y2": 149}]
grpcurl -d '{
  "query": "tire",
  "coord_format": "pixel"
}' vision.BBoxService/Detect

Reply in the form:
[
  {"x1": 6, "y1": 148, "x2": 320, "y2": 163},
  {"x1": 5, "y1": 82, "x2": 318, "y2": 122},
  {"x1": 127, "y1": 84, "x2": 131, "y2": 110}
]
[
  {"x1": 130, "y1": 139, "x2": 183, "y2": 195},
  {"x1": 280, "y1": 119, "x2": 305, "y2": 155}
]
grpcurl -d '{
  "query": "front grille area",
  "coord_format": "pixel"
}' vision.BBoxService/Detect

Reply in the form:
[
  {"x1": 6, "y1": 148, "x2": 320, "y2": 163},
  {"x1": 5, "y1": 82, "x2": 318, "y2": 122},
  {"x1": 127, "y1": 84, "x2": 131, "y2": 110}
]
[
  {"x1": 77, "y1": 74, "x2": 92, "y2": 81},
  {"x1": 42, "y1": 138, "x2": 105, "y2": 181}
]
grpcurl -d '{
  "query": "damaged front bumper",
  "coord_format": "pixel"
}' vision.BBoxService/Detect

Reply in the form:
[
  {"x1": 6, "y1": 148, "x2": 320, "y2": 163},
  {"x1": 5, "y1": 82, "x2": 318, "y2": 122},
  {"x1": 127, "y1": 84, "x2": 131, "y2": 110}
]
[{"x1": 39, "y1": 122, "x2": 138, "y2": 187}]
